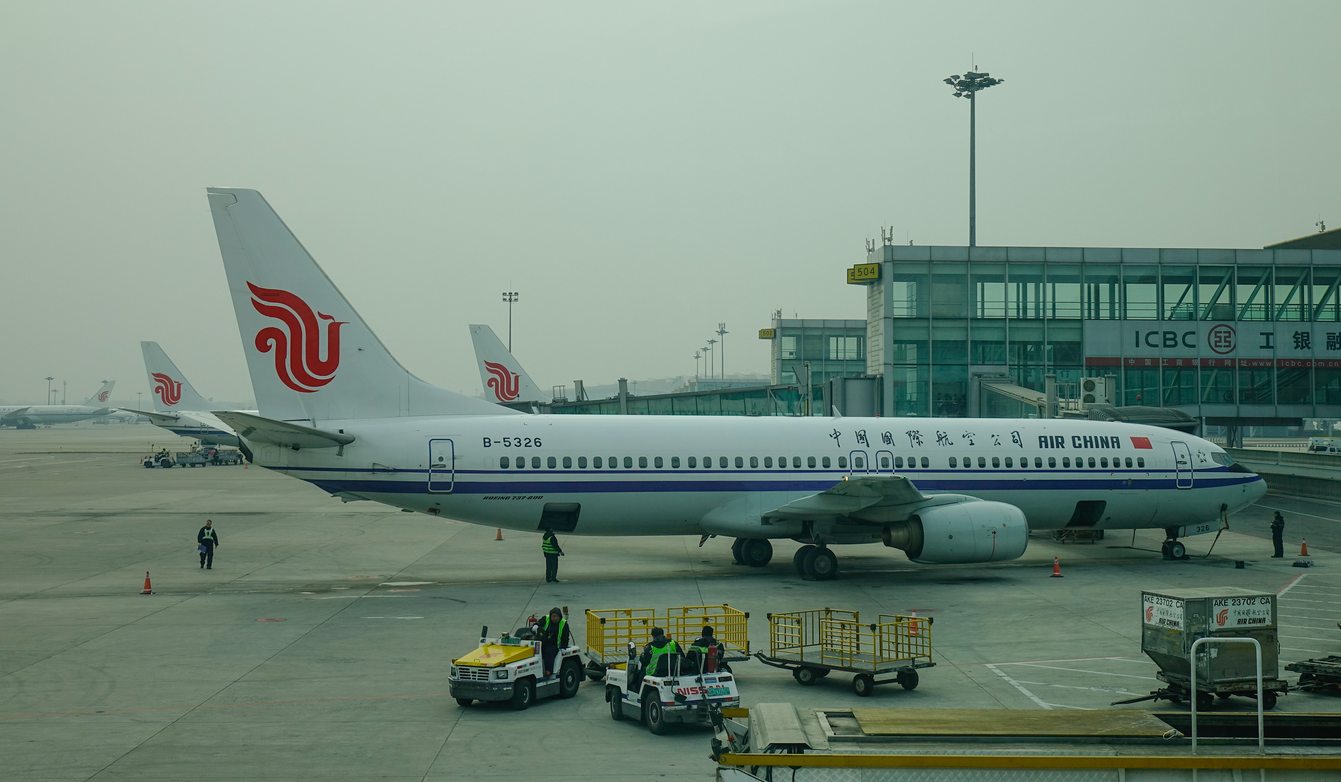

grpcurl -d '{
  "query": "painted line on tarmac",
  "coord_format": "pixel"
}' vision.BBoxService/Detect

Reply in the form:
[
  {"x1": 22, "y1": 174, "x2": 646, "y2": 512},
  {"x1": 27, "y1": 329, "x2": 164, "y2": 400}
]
[
  {"x1": 985, "y1": 663, "x2": 1053, "y2": 709},
  {"x1": 1279, "y1": 633, "x2": 1341, "y2": 643},
  {"x1": 362, "y1": 616, "x2": 424, "y2": 620},
  {"x1": 1282, "y1": 646, "x2": 1327, "y2": 655},
  {"x1": 1005, "y1": 662, "x2": 1155, "y2": 681}
]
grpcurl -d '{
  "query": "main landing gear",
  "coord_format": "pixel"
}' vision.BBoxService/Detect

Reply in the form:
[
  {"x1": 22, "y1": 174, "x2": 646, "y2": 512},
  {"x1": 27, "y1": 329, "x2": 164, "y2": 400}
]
[
  {"x1": 1161, "y1": 526, "x2": 1187, "y2": 560},
  {"x1": 731, "y1": 538, "x2": 773, "y2": 568},
  {"x1": 792, "y1": 545, "x2": 838, "y2": 581}
]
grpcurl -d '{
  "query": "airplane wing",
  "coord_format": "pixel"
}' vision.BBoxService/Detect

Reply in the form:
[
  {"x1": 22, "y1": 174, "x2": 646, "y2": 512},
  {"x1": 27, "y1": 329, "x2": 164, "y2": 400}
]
[
  {"x1": 0, "y1": 407, "x2": 31, "y2": 425},
  {"x1": 121, "y1": 409, "x2": 179, "y2": 425},
  {"x1": 761, "y1": 475, "x2": 974, "y2": 525},
  {"x1": 213, "y1": 411, "x2": 355, "y2": 450}
]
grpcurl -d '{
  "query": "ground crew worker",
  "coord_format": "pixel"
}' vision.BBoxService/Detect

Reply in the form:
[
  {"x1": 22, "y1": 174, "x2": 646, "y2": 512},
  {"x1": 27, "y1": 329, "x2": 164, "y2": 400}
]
[
  {"x1": 197, "y1": 519, "x2": 220, "y2": 569},
  {"x1": 533, "y1": 607, "x2": 570, "y2": 677},
  {"x1": 640, "y1": 627, "x2": 683, "y2": 679},
  {"x1": 1270, "y1": 511, "x2": 1285, "y2": 558},
  {"x1": 689, "y1": 625, "x2": 726, "y2": 673},
  {"x1": 541, "y1": 528, "x2": 564, "y2": 582}
]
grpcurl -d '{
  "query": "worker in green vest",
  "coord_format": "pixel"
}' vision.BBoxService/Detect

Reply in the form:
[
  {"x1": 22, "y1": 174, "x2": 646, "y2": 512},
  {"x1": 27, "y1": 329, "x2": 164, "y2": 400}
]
[
  {"x1": 541, "y1": 528, "x2": 564, "y2": 582},
  {"x1": 640, "y1": 627, "x2": 683, "y2": 679},
  {"x1": 533, "y1": 607, "x2": 570, "y2": 677}
]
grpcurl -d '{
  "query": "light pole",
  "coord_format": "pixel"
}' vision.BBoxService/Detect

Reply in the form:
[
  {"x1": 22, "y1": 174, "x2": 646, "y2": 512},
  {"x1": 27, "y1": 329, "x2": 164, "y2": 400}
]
[
  {"x1": 45, "y1": 376, "x2": 54, "y2": 404},
  {"x1": 716, "y1": 322, "x2": 728, "y2": 379},
  {"x1": 501, "y1": 291, "x2": 519, "y2": 351},
  {"x1": 704, "y1": 341, "x2": 714, "y2": 379},
  {"x1": 944, "y1": 69, "x2": 1004, "y2": 247},
  {"x1": 694, "y1": 350, "x2": 702, "y2": 379}
]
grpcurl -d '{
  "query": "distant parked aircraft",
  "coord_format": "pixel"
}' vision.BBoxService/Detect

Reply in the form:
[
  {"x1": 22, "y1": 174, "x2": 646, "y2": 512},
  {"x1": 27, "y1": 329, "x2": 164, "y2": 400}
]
[
  {"x1": 0, "y1": 381, "x2": 116, "y2": 428},
  {"x1": 128, "y1": 341, "x2": 243, "y2": 446}
]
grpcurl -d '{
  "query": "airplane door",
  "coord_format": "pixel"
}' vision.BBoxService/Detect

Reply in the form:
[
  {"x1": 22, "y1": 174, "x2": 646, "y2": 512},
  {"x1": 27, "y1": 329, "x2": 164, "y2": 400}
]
[
  {"x1": 428, "y1": 438, "x2": 455, "y2": 493},
  {"x1": 848, "y1": 450, "x2": 869, "y2": 474},
  {"x1": 1171, "y1": 441, "x2": 1192, "y2": 489}
]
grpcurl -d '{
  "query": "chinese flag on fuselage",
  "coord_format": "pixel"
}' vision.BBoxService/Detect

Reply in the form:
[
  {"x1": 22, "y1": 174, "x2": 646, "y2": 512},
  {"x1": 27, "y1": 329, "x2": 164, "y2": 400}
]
[{"x1": 1130, "y1": 436, "x2": 1153, "y2": 449}]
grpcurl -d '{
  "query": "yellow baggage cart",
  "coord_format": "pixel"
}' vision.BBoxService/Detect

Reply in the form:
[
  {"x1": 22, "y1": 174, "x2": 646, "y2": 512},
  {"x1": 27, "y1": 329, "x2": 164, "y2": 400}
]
[
  {"x1": 754, "y1": 608, "x2": 934, "y2": 696},
  {"x1": 583, "y1": 604, "x2": 750, "y2": 681}
]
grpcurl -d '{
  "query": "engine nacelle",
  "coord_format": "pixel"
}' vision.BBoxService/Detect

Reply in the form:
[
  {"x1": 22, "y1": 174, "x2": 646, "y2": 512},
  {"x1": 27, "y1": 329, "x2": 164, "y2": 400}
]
[{"x1": 882, "y1": 501, "x2": 1029, "y2": 564}]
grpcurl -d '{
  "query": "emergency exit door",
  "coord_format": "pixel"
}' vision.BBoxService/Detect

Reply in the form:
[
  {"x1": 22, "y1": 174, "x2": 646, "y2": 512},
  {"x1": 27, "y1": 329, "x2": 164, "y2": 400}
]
[
  {"x1": 1171, "y1": 441, "x2": 1193, "y2": 489},
  {"x1": 428, "y1": 438, "x2": 455, "y2": 493}
]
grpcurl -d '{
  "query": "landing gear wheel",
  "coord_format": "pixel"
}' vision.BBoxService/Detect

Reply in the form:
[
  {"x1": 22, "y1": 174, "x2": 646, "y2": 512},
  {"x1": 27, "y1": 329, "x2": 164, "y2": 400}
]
[
  {"x1": 793, "y1": 545, "x2": 816, "y2": 575},
  {"x1": 793, "y1": 666, "x2": 821, "y2": 686},
  {"x1": 559, "y1": 660, "x2": 581, "y2": 698},
  {"x1": 1261, "y1": 691, "x2": 1278, "y2": 710},
  {"x1": 740, "y1": 538, "x2": 773, "y2": 568},
  {"x1": 1169, "y1": 541, "x2": 1186, "y2": 560},
  {"x1": 896, "y1": 669, "x2": 920, "y2": 691},
  {"x1": 509, "y1": 678, "x2": 535, "y2": 710},
  {"x1": 642, "y1": 689, "x2": 668, "y2": 735},
  {"x1": 455, "y1": 697, "x2": 473, "y2": 707},
  {"x1": 607, "y1": 686, "x2": 624, "y2": 720},
  {"x1": 1160, "y1": 541, "x2": 1172, "y2": 558},
  {"x1": 853, "y1": 674, "x2": 876, "y2": 697},
  {"x1": 1196, "y1": 691, "x2": 1214, "y2": 711},
  {"x1": 731, "y1": 538, "x2": 745, "y2": 565},
  {"x1": 809, "y1": 548, "x2": 838, "y2": 581}
]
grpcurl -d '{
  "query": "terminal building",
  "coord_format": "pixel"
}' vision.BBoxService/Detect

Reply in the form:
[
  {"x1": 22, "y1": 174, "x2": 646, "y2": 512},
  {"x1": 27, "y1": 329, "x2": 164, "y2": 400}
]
[{"x1": 851, "y1": 230, "x2": 1341, "y2": 440}]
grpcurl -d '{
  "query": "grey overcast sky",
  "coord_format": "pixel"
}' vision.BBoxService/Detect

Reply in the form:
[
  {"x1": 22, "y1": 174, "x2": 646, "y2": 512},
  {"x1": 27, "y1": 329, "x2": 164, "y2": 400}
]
[{"x1": 2, "y1": 1, "x2": 1338, "y2": 405}]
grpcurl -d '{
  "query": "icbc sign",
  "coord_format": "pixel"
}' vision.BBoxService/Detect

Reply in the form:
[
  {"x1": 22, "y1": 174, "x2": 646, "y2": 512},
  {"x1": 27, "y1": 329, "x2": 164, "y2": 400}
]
[{"x1": 1207, "y1": 324, "x2": 1236, "y2": 354}]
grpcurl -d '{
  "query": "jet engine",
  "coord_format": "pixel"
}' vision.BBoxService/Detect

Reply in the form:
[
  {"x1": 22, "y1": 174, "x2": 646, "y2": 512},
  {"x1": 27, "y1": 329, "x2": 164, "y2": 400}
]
[{"x1": 882, "y1": 501, "x2": 1028, "y2": 564}]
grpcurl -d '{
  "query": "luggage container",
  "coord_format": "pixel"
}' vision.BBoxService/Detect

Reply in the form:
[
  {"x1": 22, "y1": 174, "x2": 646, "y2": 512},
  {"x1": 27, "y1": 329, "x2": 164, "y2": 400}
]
[{"x1": 1136, "y1": 587, "x2": 1286, "y2": 709}]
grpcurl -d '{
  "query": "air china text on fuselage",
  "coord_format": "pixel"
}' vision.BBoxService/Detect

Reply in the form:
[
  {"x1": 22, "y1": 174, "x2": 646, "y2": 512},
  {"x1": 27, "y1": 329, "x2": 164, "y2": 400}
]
[{"x1": 205, "y1": 187, "x2": 1266, "y2": 581}]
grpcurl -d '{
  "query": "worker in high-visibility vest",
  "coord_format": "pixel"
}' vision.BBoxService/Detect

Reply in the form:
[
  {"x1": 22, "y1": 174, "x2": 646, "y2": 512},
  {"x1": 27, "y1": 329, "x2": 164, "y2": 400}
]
[
  {"x1": 532, "y1": 607, "x2": 570, "y2": 677},
  {"x1": 541, "y1": 528, "x2": 564, "y2": 582},
  {"x1": 688, "y1": 625, "x2": 726, "y2": 674},
  {"x1": 640, "y1": 627, "x2": 683, "y2": 678}
]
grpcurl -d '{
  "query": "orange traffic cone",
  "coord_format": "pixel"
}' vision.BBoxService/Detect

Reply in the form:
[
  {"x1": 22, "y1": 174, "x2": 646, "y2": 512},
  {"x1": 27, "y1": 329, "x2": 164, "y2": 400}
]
[
  {"x1": 1300, "y1": 539, "x2": 1309, "y2": 556},
  {"x1": 908, "y1": 610, "x2": 920, "y2": 637},
  {"x1": 1051, "y1": 557, "x2": 1064, "y2": 578},
  {"x1": 141, "y1": 571, "x2": 153, "y2": 595},
  {"x1": 495, "y1": 528, "x2": 503, "y2": 541}
]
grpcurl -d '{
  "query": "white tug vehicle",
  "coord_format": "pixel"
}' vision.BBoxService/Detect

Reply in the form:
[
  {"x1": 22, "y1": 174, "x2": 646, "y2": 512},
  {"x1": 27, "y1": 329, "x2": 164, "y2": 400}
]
[
  {"x1": 605, "y1": 639, "x2": 742, "y2": 735},
  {"x1": 449, "y1": 617, "x2": 583, "y2": 710}
]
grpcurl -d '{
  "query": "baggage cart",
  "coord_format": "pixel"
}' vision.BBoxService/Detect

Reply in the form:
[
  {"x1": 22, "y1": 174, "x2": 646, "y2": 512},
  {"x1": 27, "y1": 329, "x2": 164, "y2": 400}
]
[
  {"x1": 583, "y1": 604, "x2": 749, "y2": 682},
  {"x1": 1287, "y1": 655, "x2": 1341, "y2": 694},
  {"x1": 753, "y1": 608, "x2": 934, "y2": 696}
]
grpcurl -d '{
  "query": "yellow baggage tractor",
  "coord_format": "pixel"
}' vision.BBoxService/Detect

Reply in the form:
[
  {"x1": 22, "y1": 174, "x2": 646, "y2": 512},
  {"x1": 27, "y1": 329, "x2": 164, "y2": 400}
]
[
  {"x1": 754, "y1": 608, "x2": 934, "y2": 696},
  {"x1": 583, "y1": 604, "x2": 750, "y2": 682}
]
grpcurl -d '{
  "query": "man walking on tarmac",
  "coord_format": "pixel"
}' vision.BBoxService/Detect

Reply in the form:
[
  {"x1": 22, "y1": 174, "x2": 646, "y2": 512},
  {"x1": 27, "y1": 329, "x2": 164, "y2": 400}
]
[
  {"x1": 1270, "y1": 511, "x2": 1285, "y2": 558},
  {"x1": 197, "y1": 519, "x2": 220, "y2": 569},
  {"x1": 533, "y1": 607, "x2": 571, "y2": 677},
  {"x1": 541, "y1": 528, "x2": 564, "y2": 582}
]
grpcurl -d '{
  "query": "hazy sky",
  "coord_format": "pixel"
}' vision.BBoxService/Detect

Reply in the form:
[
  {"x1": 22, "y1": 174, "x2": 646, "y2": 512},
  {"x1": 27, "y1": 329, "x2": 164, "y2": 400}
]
[{"x1": 2, "y1": 1, "x2": 1338, "y2": 405}]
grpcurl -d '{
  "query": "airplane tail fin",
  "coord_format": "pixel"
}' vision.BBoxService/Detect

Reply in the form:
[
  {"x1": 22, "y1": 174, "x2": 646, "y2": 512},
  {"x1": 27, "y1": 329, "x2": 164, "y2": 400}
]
[
  {"x1": 206, "y1": 188, "x2": 511, "y2": 422},
  {"x1": 140, "y1": 342, "x2": 213, "y2": 411},
  {"x1": 469, "y1": 324, "x2": 546, "y2": 404},
  {"x1": 82, "y1": 380, "x2": 115, "y2": 407}
]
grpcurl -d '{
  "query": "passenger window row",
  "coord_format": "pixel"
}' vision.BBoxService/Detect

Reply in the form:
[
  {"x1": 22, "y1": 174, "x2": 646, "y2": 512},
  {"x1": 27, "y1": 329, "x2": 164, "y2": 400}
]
[
  {"x1": 495, "y1": 454, "x2": 1146, "y2": 470},
  {"x1": 947, "y1": 455, "x2": 1146, "y2": 469}
]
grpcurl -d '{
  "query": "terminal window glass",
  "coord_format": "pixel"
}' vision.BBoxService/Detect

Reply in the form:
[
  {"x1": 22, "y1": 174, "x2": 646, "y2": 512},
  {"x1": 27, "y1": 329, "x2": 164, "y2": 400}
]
[
  {"x1": 1162, "y1": 367, "x2": 1197, "y2": 406},
  {"x1": 532, "y1": 457, "x2": 541, "y2": 468},
  {"x1": 1198, "y1": 266, "x2": 1234, "y2": 321},
  {"x1": 1239, "y1": 367, "x2": 1272, "y2": 404},
  {"x1": 931, "y1": 265, "x2": 969, "y2": 318},
  {"x1": 1010, "y1": 264, "x2": 1044, "y2": 320},
  {"x1": 562, "y1": 457, "x2": 571, "y2": 468},
  {"x1": 822, "y1": 456, "x2": 831, "y2": 468},
  {"x1": 1124, "y1": 267, "x2": 1159, "y2": 319},
  {"x1": 1237, "y1": 267, "x2": 1272, "y2": 320},
  {"x1": 1048, "y1": 265, "x2": 1082, "y2": 319},
  {"x1": 1279, "y1": 366, "x2": 1311, "y2": 404},
  {"x1": 500, "y1": 456, "x2": 510, "y2": 468},
  {"x1": 1274, "y1": 266, "x2": 1308, "y2": 322},
  {"x1": 578, "y1": 456, "x2": 588, "y2": 468},
  {"x1": 891, "y1": 264, "x2": 929, "y2": 317},
  {"x1": 972, "y1": 264, "x2": 1007, "y2": 318},
  {"x1": 1161, "y1": 267, "x2": 1196, "y2": 320},
  {"x1": 1084, "y1": 265, "x2": 1121, "y2": 320},
  {"x1": 780, "y1": 335, "x2": 798, "y2": 359},
  {"x1": 1313, "y1": 267, "x2": 1341, "y2": 322},
  {"x1": 1201, "y1": 368, "x2": 1235, "y2": 404},
  {"x1": 828, "y1": 335, "x2": 864, "y2": 360},
  {"x1": 1124, "y1": 367, "x2": 1159, "y2": 406}
]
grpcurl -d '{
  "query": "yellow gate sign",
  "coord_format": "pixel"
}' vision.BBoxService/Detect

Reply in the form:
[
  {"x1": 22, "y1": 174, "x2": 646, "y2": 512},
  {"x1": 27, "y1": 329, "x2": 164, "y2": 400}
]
[{"x1": 847, "y1": 263, "x2": 881, "y2": 285}]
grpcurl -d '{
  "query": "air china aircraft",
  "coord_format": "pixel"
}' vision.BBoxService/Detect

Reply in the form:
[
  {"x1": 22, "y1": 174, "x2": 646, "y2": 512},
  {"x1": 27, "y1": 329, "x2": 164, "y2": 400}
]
[
  {"x1": 0, "y1": 380, "x2": 116, "y2": 428},
  {"x1": 469, "y1": 324, "x2": 545, "y2": 405},
  {"x1": 205, "y1": 188, "x2": 1267, "y2": 580},
  {"x1": 129, "y1": 341, "x2": 244, "y2": 447}
]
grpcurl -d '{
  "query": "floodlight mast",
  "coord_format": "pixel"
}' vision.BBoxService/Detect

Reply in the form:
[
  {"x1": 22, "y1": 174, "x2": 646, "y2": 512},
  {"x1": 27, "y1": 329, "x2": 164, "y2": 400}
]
[{"x1": 945, "y1": 70, "x2": 1004, "y2": 247}]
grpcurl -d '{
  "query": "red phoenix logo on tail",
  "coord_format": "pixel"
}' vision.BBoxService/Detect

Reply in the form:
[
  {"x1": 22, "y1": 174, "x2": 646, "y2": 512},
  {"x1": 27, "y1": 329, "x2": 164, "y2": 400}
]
[
  {"x1": 247, "y1": 282, "x2": 347, "y2": 393},
  {"x1": 483, "y1": 360, "x2": 521, "y2": 402},
  {"x1": 97, "y1": 390, "x2": 110, "y2": 403},
  {"x1": 151, "y1": 373, "x2": 182, "y2": 406}
]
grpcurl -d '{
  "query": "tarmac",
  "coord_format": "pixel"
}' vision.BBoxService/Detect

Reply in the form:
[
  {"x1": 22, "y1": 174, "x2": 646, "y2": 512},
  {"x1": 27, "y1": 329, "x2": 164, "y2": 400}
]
[{"x1": 1, "y1": 424, "x2": 1338, "y2": 781}]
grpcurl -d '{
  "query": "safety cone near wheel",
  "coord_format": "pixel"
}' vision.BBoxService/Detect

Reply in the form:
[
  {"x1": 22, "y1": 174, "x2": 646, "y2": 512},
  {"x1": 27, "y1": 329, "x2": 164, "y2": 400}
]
[
  {"x1": 141, "y1": 571, "x2": 153, "y2": 595},
  {"x1": 495, "y1": 528, "x2": 504, "y2": 541},
  {"x1": 1051, "y1": 557, "x2": 1064, "y2": 578},
  {"x1": 1301, "y1": 539, "x2": 1310, "y2": 556},
  {"x1": 908, "y1": 610, "x2": 919, "y2": 637}
]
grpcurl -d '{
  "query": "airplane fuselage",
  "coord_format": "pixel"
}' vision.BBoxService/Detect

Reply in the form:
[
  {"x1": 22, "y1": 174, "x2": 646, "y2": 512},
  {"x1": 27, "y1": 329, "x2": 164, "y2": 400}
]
[
  {"x1": 248, "y1": 414, "x2": 1265, "y2": 539},
  {"x1": 0, "y1": 405, "x2": 111, "y2": 427}
]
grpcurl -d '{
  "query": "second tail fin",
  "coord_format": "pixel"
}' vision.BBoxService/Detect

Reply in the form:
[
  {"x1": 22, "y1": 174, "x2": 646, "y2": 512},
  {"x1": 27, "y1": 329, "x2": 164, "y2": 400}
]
[
  {"x1": 82, "y1": 380, "x2": 116, "y2": 408},
  {"x1": 469, "y1": 324, "x2": 546, "y2": 404},
  {"x1": 141, "y1": 342, "x2": 213, "y2": 411}
]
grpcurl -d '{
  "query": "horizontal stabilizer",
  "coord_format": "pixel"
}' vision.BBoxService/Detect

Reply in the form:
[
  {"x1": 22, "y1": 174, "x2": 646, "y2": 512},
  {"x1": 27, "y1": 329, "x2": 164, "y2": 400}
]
[
  {"x1": 121, "y1": 409, "x2": 179, "y2": 425},
  {"x1": 213, "y1": 411, "x2": 354, "y2": 450}
]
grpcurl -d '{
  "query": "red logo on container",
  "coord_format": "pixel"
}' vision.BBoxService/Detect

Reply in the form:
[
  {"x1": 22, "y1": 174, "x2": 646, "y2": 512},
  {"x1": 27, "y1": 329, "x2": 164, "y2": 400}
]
[
  {"x1": 1215, "y1": 608, "x2": 1229, "y2": 627},
  {"x1": 483, "y1": 361, "x2": 520, "y2": 402},
  {"x1": 248, "y1": 282, "x2": 346, "y2": 393},
  {"x1": 151, "y1": 373, "x2": 182, "y2": 406},
  {"x1": 1145, "y1": 606, "x2": 1154, "y2": 622}
]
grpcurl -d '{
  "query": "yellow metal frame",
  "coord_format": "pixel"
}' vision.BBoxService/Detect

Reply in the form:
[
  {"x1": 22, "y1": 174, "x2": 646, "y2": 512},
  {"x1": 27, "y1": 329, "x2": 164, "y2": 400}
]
[
  {"x1": 584, "y1": 604, "x2": 750, "y2": 665},
  {"x1": 766, "y1": 608, "x2": 930, "y2": 673}
]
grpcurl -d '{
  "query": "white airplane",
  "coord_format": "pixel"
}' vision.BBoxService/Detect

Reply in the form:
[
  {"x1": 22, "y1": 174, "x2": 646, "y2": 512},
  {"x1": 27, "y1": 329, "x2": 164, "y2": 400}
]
[
  {"x1": 0, "y1": 380, "x2": 116, "y2": 428},
  {"x1": 469, "y1": 324, "x2": 546, "y2": 405},
  {"x1": 129, "y1": 341, "x2": 243, "y2": 447},
  {"x1": 205, "y1": 188, "x2": 1267, "y2": 580}
]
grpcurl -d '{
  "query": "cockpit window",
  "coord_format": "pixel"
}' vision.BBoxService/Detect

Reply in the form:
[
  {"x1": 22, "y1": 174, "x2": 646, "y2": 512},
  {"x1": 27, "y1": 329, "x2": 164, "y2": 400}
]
[{"x1": 1211, "y1": 452, "x2": 1232, "y2": 467}]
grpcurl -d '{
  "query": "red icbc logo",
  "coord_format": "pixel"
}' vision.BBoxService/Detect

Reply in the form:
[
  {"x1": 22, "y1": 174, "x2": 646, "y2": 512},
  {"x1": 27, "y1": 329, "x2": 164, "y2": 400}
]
[
  {"x1": 151, "y1": 373, "x2": 182, "y2": 406},
  {"x1": 248, "y1": 282, "x2": 347, "y2": 393}
]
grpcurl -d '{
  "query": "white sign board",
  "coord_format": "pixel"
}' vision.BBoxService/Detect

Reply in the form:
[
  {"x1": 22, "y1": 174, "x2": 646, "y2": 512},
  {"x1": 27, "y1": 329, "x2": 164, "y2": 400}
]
[
  {"x1": 1142, "y1": 594, "x2": 1184, "y2": 630},
  {"x1": 1084, "y1": 321, "x2": 1341, "y2": 368},
  {"x1": 1211, "y1": 596, "x2": 1274, "y2": 629}
]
